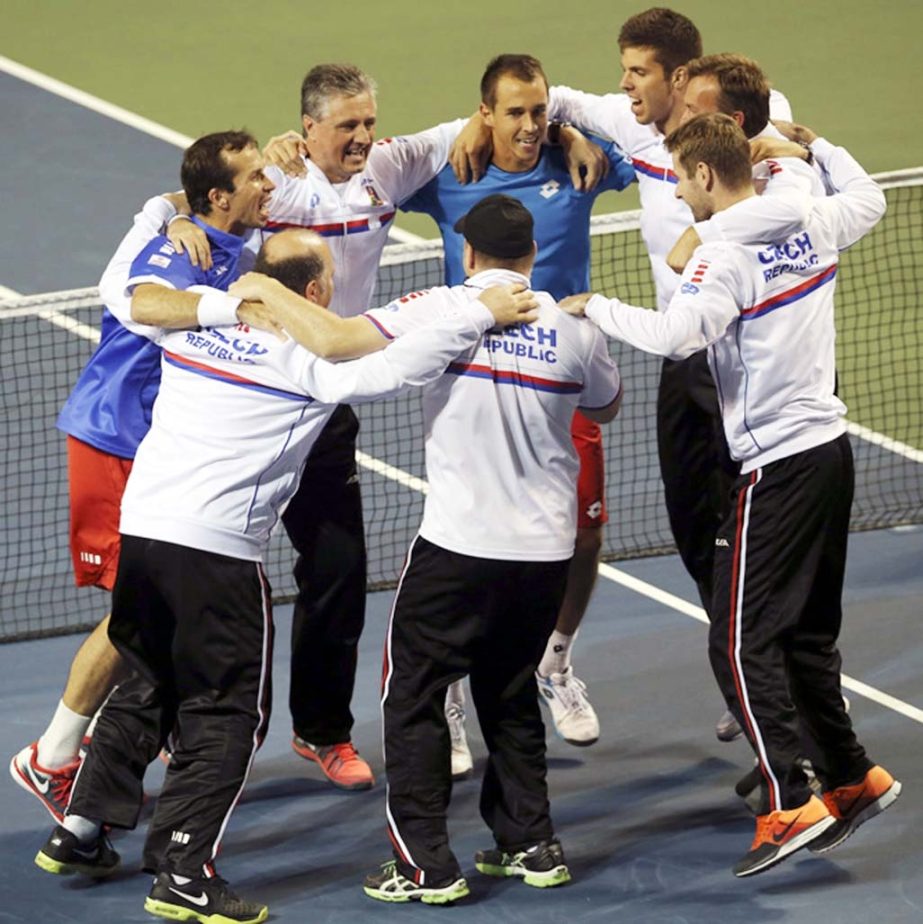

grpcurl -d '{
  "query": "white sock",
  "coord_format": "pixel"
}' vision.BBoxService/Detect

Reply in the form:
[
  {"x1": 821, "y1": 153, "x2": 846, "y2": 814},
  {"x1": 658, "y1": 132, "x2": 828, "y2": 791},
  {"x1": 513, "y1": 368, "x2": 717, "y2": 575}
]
[
  {"x1": 538, "y1": 630, "x2": 577, "y2": 677},
  {"x1": 37, "y1": 700, "x2": 92, "y2": 769},
  {"x1": 62, "y1": 813, "x2": 102, "y2": 844},
  {"x1": 445, "y1": 679, "x2": 466, "y2": 710}
]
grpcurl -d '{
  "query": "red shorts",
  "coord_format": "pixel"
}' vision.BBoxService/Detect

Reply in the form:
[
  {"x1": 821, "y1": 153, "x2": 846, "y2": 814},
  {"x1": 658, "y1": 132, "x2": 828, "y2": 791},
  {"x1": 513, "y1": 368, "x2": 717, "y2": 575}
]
[
  {"x1": 67, "y1": 436, "x2": 133, "y2": 590},
  {"x1": 572, "y1": 410, "x2": 608, "y2": 529}
]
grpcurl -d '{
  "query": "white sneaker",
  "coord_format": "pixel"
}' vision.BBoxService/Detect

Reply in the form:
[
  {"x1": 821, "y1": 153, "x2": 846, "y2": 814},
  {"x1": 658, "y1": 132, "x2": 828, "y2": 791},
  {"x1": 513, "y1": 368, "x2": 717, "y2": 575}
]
[
  {"x1": 536, "y1": 667, "x2": 599, "y2": 746},
  {"x1": 446, "y1": 702, "x2": 473, "y2": 780}
]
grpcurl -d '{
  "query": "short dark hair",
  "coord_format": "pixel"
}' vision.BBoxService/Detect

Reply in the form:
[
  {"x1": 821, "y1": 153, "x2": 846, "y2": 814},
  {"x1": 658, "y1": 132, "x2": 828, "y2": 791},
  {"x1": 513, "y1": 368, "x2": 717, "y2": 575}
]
[
  {"x1": 665, "y1": 113, "x2": 753, "y2": 190},
  {"x1": 181, "y1": 130, "x2": 258, "y2": 216},
  {"x1": 480, "y1": 54, "x2": 548, "y2": 109},
  {"x1": 618, "y1": 8, "x2": 702, "y2": 76},
  {"x1": 686, "y1": 53, "x2": 770, "y2": 138},
  {"x1": 254, "y1": 240, "x2": 326, "y2": 296},
  {"x1": 300, "y1": 63, "x2": 377, "y2": 120}
]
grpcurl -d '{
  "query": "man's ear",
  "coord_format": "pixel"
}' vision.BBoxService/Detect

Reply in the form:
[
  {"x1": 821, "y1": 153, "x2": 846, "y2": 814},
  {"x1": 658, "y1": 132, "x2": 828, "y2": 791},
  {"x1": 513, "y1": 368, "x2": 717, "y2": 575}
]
[
  {"x1": 208, "y1": 186, "x2": 229, "y2": 212},
  {"x1": 463, "y1": 240, "x2": 476, "y2": 272},
  {"x1": 696, "y1": 161, "x2": 715, "y2": 192},
  {"x1": 479, "y1": 101, "x2": 494, "y2": 128},
  {"x1": 302, "y1": 114, "x2": 314, "y2": 140},
  {"x1": 671, "y1": 65, "x2": 689, "y2": 93}
]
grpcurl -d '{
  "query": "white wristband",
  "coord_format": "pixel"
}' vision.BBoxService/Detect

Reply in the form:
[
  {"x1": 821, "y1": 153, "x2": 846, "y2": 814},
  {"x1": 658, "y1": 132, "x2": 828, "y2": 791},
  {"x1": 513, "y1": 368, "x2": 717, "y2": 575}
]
[{"x1": 196, "y1": 290, "x2": 242, "y2": 329}]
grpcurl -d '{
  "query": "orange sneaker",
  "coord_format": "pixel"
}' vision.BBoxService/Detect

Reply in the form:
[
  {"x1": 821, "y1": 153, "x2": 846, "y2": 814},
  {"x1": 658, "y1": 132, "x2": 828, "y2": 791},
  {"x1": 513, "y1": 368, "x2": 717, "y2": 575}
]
[
  {"x1": 291, "y1": 737, "x2": 374, "y2": 791},
  {"x1": 733, "y1": 793, "x2": 834, "y2": 877},
  {"x1": 809, "y1": 765, "x2": 901, "y2": 854}
]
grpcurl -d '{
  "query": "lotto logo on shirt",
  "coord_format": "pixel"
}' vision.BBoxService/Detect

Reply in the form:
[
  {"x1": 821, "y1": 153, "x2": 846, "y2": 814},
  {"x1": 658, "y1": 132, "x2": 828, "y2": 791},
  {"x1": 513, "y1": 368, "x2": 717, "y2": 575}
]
[{"x1": 539, "y1": 180, "x2": 561, "y2": 199}]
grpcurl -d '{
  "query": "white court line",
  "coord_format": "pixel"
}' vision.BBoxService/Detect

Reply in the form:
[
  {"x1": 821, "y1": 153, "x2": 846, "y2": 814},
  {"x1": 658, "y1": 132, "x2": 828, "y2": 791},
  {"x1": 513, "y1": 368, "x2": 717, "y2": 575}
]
[
  {"x1": 37, "y1": 309, "x2": 101, "y2": 343},
  {"x1": 387, "y1": 226, "x2": 427, "y2": 245},
  {"x1": 355, "y1": 451, "x2": 429, "y2": 494},
  {"x1": 597, "y1": 563, "x2": 923, "y2": 725},
  {"x1": 0, "y1": 55, "x2": 193, "y2": 148},
  {"x1": 0, "y1": 285, "x2": 102, "y2": 342},
  {"x1": 0, "y1": 54, "x2": 426, "y2": 242},
  {"x1": 846, "y1": 420, "x2": 923, "y2": 464}
]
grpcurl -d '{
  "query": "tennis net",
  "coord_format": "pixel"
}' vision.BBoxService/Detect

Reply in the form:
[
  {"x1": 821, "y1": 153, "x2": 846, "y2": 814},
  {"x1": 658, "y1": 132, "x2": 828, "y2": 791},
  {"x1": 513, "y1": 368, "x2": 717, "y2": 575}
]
[{"x1": 1, "y1": 169, "x2": 921, "y2": 640}]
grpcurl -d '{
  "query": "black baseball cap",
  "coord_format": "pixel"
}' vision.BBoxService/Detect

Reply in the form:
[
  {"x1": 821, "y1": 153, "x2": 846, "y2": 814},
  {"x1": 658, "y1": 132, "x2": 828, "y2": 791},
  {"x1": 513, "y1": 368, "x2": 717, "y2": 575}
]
[{"x1": 453, "y1": 194, "x2": 534, "y2": 259}]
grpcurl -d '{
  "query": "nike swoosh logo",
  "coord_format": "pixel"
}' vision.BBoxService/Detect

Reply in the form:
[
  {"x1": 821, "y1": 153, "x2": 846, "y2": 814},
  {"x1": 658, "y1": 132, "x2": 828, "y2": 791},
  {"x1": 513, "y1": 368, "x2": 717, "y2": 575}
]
[
  {"x1": 25, "y1": 762, "x2": 50, "y2": 795},
  {"x1": 169, "y1": 887, "x2": 209, "y2": 907},
  {"x1": 771, "y1": 813, "x2": 802, "y2": 843},
  {"x1": 71, "y1": 844, "x2": 101, "y2": 859}
]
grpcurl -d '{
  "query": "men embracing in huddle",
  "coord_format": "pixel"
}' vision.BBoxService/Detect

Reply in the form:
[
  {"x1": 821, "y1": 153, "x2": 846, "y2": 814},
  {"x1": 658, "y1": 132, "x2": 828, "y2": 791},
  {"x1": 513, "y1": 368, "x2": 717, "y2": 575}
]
[{"x1": 16, "y1": 7, "x2": 902, "y2": 919}]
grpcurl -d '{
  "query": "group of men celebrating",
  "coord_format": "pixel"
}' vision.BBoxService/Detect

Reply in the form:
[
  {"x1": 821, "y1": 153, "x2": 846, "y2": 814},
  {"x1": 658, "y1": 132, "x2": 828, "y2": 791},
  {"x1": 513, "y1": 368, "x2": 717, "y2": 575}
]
[{"x1": 9, "y1": 6, "x2": 901, "y2": 921}]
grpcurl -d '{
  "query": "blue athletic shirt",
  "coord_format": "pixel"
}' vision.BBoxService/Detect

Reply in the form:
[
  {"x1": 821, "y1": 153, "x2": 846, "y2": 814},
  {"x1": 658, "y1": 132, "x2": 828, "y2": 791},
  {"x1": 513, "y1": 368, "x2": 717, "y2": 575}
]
[
  {"x1": 57, "y1": 219, "x2": 246, "y2": 459},
  {"x1": 402, "y1": 137, "x2": 636, "y2": 300}
]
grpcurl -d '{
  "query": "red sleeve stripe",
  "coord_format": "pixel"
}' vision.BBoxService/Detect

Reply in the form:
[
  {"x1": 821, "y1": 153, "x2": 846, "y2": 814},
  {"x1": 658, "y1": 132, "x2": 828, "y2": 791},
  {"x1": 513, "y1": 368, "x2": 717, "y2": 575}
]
[{"x1": 265, "y1": 211, "x2": 395, "y2": 237}]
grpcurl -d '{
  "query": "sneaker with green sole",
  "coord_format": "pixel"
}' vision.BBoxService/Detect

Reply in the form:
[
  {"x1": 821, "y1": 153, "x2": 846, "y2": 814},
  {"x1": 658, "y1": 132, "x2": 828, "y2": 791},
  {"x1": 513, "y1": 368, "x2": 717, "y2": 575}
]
[
  {"x1": 144, "y1": 871, "x2": 268, "y2": 924},
  {"x1": 35, "y1": 825, "x2": 120, "y2": 878},
  {"x1": 474, "y1": 839, "x2": 571, "y2": 888},
  {"x1": 363, "y1": 860, "x2": 469, "y2": 904}
]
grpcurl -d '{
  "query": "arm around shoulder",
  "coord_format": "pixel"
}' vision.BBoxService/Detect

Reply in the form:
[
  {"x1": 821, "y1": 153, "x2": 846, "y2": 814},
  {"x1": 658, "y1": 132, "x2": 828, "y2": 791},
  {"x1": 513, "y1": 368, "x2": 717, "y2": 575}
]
[
  {"x1": 130, "y1": 283, "x2": 240, "y2": 330},
  {"x1": 228, "y1": 273, "x2": 388, "y2": 360}
]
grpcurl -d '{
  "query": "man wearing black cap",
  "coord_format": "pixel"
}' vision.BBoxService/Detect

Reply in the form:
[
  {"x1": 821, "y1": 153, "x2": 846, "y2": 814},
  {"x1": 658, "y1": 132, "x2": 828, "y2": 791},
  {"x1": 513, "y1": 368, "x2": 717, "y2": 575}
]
[{"x1": 355, "y1": 194, "x2": 623, "y2": 904}]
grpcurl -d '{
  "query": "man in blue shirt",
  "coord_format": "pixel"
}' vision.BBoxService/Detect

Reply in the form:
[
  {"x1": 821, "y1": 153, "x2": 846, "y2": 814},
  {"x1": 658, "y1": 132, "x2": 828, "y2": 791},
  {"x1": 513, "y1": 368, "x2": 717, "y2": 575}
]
[
  {"x1": 10, "y1": 131, "x2": 275, "y2": 827},
  {"x1": 403, "y1": 54, "x2": 635, "y2": 757}
]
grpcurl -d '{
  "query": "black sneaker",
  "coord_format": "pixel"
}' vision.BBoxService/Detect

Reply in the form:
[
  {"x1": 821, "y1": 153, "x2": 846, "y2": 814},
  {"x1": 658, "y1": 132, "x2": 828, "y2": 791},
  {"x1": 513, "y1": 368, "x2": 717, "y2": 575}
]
[
  {"x1": 474, "y1": 839, "x2": 571, "y2": 888},
  {"x1": 34, "y1": 824, "x2": 120, "y2": 878},
  {"x1": 363, "y1": 860, "x2": 469, "y2": 904},
  {"x1": 144, "y1": 871, "x2": 268, "y2": 924}
]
